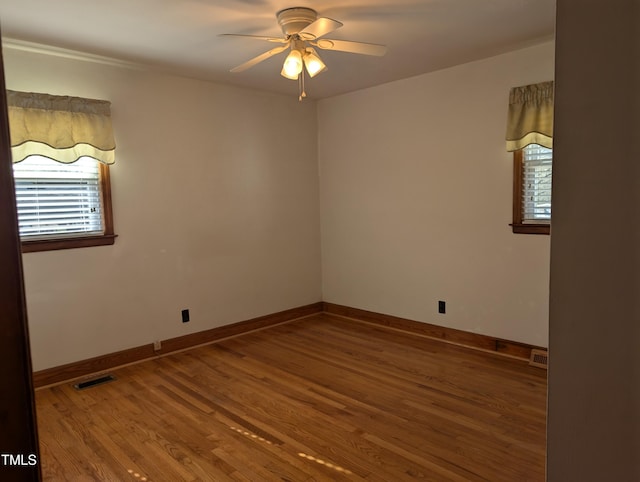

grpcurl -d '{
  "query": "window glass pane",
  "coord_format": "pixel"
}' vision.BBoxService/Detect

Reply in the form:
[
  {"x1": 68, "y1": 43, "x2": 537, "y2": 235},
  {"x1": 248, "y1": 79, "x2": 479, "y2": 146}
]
[
  {"x1": 522, "y1": 144, "x2": 552, "y2": 222},
  {"x1": 13, "y1": 156, "x2": 104, "y2": 239}
]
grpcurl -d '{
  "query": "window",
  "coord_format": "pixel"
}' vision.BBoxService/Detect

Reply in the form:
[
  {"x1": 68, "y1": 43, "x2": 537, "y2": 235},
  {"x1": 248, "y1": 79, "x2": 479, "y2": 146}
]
[
  {"x1": 6, "y1": 90, "x2": 117, "y2": 252},
  {"x1": 13, "y1": 156, "x2": 115, "y2": 252},
  {"x1": 512, "y1": 144, "x2": 552, "y2": 235},
  {"x1": 505, "y1": 80, "x2": 553, "y2": 235}
]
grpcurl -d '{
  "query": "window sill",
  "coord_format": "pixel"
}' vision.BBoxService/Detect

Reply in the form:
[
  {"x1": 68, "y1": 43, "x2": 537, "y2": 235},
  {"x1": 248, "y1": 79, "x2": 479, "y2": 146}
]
[
  {"x1": 510, "y1": 223, "x2": 550, "y2": 235},
  {"x1": 21, "y1": 234, "x2": 118, "y2": 253}
]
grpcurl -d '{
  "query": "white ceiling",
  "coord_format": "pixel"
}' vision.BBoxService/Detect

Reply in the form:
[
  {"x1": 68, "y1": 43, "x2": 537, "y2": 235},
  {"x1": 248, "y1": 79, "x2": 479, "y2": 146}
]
[{"x1": 0, "y1": 0, "x2": 555, "y2": 99}]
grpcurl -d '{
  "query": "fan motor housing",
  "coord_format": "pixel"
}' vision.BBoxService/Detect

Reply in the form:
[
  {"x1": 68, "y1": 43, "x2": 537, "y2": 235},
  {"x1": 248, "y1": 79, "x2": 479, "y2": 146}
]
[{"x1": 277, "y1": 7, "x2": 317, "y2": 36}]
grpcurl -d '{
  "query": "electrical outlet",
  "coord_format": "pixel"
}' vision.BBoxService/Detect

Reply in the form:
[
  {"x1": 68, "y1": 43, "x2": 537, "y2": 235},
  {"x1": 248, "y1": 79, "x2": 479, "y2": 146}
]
[
  {"x1": 438, "y1": 301, "x2": 446, "y2": 314},
  {"x1": 181, "y1": 309, "x2": 190, "y2": 323},
  {"x1": 153, "y1": 340, "x2": 161, "y2": 351}
]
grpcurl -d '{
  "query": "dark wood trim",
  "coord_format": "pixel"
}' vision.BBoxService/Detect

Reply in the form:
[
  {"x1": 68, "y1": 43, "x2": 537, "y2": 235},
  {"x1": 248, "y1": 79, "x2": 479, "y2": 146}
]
[
  {"x1": 99, "y1": 162, "x2": 114, "y2": 237},
  {"x1": 512, "y1": 149, "x2": 551, "y2": 235},
  {"x1": 33, "y1": 300, "x2": 547, "y2": 388},
  {"x1": 157, "y1": 302, "x2": 323, "y2": 354},
  {"x1": 513, "y1": 149, "x2": 524, "y2": 224},
  {"x1": 0, "y1": 37, "x2": 42, "y2": 480},
  {"x1": 22, "y1": 233, "x2": 117, "y2": 253},
  {"x1": 510, "y1": 223, "x2": 551, "y2": 235},
  {"x1": 20, "y1": 161, "x2": 117, "y2": 253},
  {"x1": 33, "y1": 345, "x2": 155, "y2": 388},
  {"x1": 33, "y1": 302, "x2": 323, "y2": 388},
  {"x1": 323, "y1": 302, "x2": 546, "y2": 360}
]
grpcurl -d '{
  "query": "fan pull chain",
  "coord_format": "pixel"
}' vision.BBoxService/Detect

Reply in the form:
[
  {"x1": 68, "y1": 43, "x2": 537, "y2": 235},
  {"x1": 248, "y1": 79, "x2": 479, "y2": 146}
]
[{"x1": 298, "y1": 70, "x2": 307, "y2": 101}]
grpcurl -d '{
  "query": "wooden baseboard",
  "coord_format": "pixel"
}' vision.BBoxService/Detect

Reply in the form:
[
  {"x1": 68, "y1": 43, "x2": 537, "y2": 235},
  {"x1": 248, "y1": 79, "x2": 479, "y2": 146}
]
[
  {"x1": 33, "y1": 300, "x2": 546, "y2": 388},
  {"x1": 33, "y1": 302, "x2": 323, "y2": 388},
  {"x1": 322, "y1": 302, "x2": 546, "y2": 360}
]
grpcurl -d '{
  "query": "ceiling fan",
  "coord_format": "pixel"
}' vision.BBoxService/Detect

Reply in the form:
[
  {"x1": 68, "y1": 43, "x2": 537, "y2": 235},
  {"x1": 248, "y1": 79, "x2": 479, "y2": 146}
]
[{"x1": 221, "y1": 7, "x2": 387, "y2": 100}]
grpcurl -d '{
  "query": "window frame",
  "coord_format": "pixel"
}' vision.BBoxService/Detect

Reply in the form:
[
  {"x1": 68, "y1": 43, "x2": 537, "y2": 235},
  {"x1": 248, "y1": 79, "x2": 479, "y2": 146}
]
[
  {"x1": 19, "y1": 161, "x2": 116, "y2": 253},
  {"x1": 511, "y1": 148, "x2": 551, "y2": 235}
]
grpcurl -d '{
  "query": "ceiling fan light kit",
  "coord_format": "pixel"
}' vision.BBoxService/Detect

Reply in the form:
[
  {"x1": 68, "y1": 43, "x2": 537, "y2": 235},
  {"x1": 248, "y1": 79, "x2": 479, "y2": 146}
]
[{"x1": 222, "y1": 6, "x2": 387, "y2": 100}]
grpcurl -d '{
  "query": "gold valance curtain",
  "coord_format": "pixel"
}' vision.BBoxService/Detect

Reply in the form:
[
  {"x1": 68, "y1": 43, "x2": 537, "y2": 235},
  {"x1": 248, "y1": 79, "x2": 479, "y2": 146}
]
[
  {"x1": 505, "y1": 81, "x2": 554, "y2": 152},
  {"x1": 7, "y1": 90, "x2": 115, "y2": 164}
]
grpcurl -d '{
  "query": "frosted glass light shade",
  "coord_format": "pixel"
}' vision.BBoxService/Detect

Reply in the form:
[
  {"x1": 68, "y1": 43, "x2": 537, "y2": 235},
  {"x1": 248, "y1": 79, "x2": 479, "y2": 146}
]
[
  {"x1": 303, "y1": 49, "x2": 326, "y2": 77},
  {"x1": 281, "y1": 50, "x2": 303, "y2": 80}
]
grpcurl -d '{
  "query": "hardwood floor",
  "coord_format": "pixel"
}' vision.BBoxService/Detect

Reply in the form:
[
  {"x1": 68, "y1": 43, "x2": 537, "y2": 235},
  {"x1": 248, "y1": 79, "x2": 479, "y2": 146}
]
[{"x1": 35, "y1": 314, "x2": 547, "y2": 481}]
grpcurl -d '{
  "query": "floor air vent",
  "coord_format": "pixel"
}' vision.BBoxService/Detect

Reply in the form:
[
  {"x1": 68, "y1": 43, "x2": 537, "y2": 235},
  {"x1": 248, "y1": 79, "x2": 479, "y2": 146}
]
[
  {"x1": 73, "y1": 374, "x2": 116, "y2": 390},
  {"x1": 529, "y1": 349, "x2": 548, "y2": 369}
]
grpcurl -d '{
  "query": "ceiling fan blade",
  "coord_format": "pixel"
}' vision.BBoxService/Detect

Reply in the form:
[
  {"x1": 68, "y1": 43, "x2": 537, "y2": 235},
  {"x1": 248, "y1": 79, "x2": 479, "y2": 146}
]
[
  {"x1": 230, "y1": 44, "x2": 289, "y2": 73},
  {"x1": 219, "y1": 34, "x2": 287, "y2": 43},
  {"x1": 298, "y1": 17, "x2": 343, "y2": 40},
  {"x1": 314, "y1": 39, "x2": 387, "y2": 56}
]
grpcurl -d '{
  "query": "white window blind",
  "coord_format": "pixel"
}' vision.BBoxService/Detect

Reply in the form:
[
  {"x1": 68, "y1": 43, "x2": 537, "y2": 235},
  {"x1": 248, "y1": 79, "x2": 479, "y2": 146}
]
[
  {"x1": 522, "y1": 144, "x2": 553, "y2": 222},
  {"x1": 13, "y1": 156, "x2": 104, "y2": 239}
]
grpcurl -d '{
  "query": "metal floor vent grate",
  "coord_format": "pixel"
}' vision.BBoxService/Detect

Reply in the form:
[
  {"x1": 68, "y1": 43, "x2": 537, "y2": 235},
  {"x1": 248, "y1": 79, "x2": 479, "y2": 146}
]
[
  {"x1": 529, "y1": 349, "x2": 548, "y2": 369},
  {"x1": 73, "y1": 374, "x2": 116, "y2": 390}
]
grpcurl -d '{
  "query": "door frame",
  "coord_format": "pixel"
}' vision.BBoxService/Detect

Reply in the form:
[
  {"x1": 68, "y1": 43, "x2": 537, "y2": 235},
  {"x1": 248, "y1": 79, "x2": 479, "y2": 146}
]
[{"x1": 0, "y1": 34, "x2": 42, "y2": 481}]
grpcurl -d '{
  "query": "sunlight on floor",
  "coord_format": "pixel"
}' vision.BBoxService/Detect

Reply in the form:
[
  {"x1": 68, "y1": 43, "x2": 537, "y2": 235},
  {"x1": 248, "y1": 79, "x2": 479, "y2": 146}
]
[
  {"x1": 127, "y1": 468, "x2": 149, "y2": 481},
  {"x1": 298, "y1": 452, "x2": 353, "y2": 475}
]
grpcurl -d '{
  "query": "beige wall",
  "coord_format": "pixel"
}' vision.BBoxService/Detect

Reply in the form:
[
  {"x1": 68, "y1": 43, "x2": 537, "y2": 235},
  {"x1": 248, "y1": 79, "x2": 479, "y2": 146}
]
[
  {"x1": 4, "y1": 39, "x2": 556, "y2": 371},
  {"x1": 547, "y1": 0, "x2": 640, "y2": 479},
  {"x1": 318, "y1": 41, "x2": 554, "y2": 347},
  {"x1": 3, "y1": 45, "x2": 322, "y2": 371}
]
